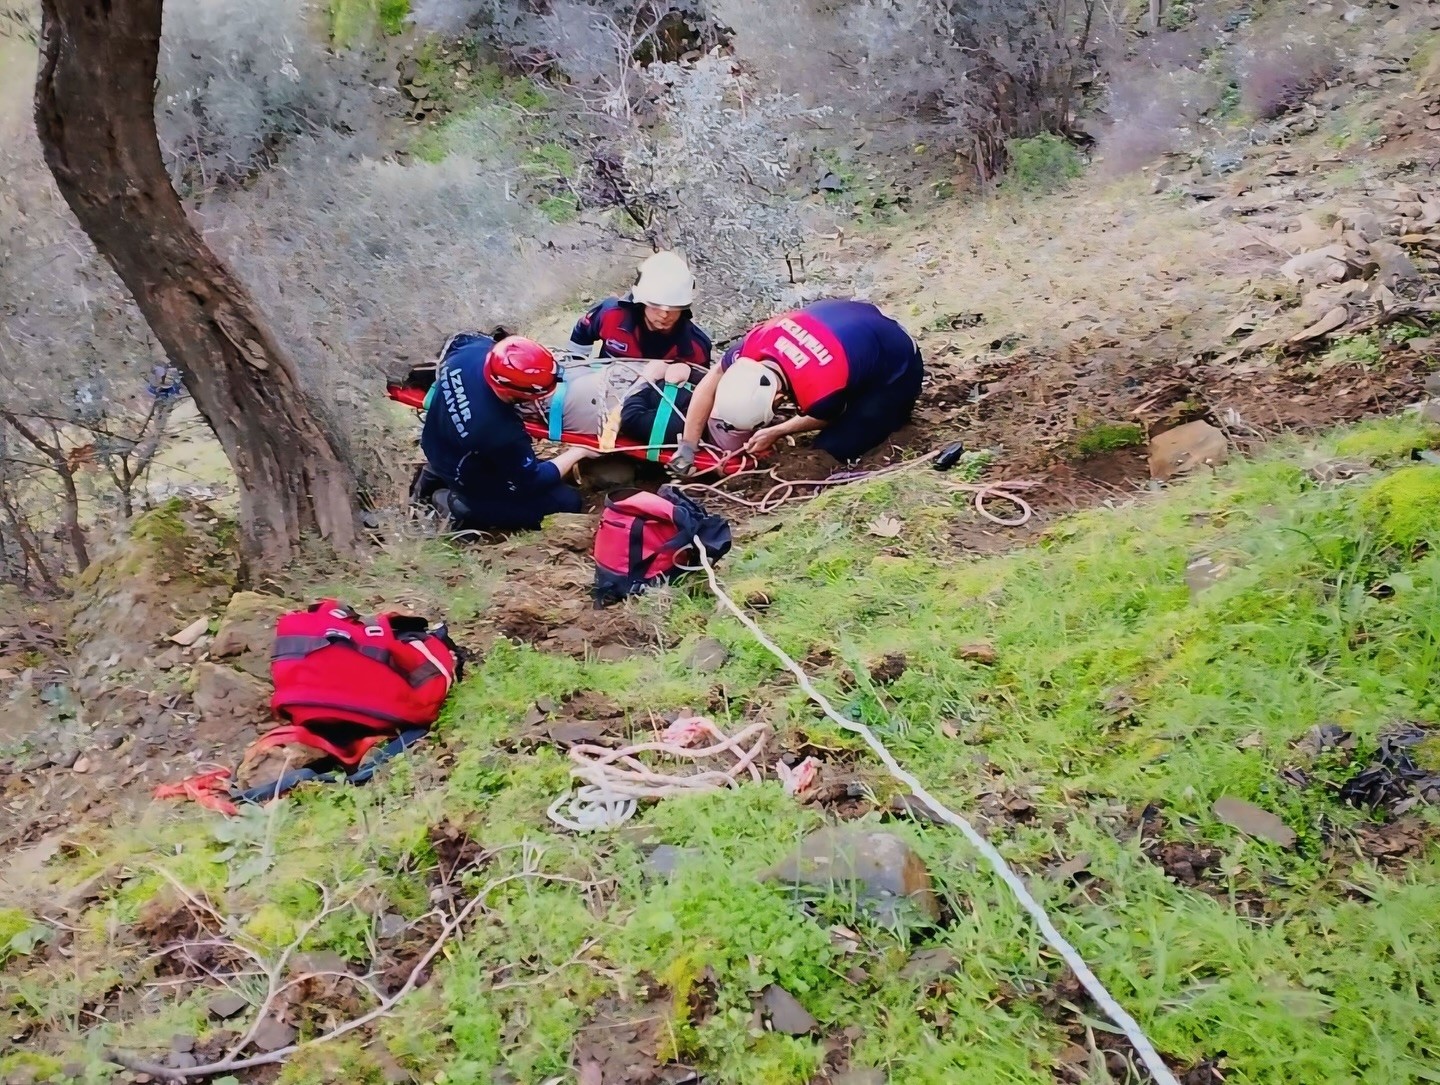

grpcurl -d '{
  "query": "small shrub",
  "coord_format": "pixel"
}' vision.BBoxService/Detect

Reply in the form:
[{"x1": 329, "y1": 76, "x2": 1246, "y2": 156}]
[
  {"x1": 1002, "y1": 133, "x2": 1083, "y2": 193},
  {"x1": 379, "y1": 0, "x2": 411, "y2": 35},
  {"x1": 1237, "y1": 39, "x2": 1338, "y2": 120}
]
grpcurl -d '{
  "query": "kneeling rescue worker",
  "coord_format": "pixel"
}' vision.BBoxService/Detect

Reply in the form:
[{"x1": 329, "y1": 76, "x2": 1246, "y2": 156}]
[
  {"x1": 417, "y1": 332, "x2": 597, "y2": 531},
  {"x1": 670, "y1": 299, "x2": 924, "y2": 474},
  {"x1": 568, "y1": 250, "x2": 713, "y2": 368}
]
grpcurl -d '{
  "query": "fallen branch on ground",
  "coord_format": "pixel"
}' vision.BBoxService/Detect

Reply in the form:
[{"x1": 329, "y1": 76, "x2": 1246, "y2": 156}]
[{"x1": 104, "y1": 860, "x2": 565, "y2": 1081}]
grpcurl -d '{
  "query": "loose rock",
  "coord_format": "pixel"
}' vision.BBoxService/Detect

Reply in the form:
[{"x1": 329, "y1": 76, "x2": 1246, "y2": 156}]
[
  {"x1": 210, "y1": 591, "x2": 292, "y2": 665},
  {"x1": 1212, "y1": 796, "x2": 1297, "y2": 847},
  {"x1": 169, "y1": 616, "x2": 210, "y2": 647},
  {"x1": 688, "y1": 637, "x2": 729, "y2": 674},
  {"x1": 758, "y1": 984, "x2": 818, "y2": 1035},
  {"x1": 764, "y1": 826, "x2": 941, "y2": 923},
  {"x1": 1148, "y1": 421, "x2": 1228, "y2": 481},
  {"x1": 957, "y1": 641, "x2": 997, "y2": 665},
  {"x1": 644, "y1": 844, "x2": 700, "y2": 878},
  {"x1": 249, "y1": 1016, "x2": 297, "y2": 1053},
  {"x1": 207, "y1": 992, "x2": 248, "y2": 1019},
  {"x1": 899, "y1": 946, "x2": 960, "y2": 981}
]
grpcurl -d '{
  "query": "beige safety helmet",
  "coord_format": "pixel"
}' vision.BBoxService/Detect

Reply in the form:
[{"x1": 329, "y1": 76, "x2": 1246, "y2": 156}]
[
  {"x1": 711, "y1": 358, "x2": 780, "y2": 432},
  {"x1": 631, "y1": 250, "x2": 695, "y2": 308}
]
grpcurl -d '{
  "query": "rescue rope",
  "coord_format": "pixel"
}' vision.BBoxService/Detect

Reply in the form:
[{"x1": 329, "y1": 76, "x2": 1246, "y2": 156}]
[
  {"x1": 680, "y1": 450, "x2": 1040, "y2": 525},
  {"x1": 692, "y1": 546, "x2": 1181, "y2": 1085},
  {"x1": 545, "y1": 716, "x2": 772, "y2": 832}
]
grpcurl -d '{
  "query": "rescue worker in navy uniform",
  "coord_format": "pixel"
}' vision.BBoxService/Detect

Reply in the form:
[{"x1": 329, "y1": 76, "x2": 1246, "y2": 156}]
[
  {"x1": 670, "y1": 299, "x2": 924, "y2": 474},
  {"x1": 568, "y1": 250, "x2": 713, "y2": 369},
  {"x1": 416, "y1": 332, "x2": 597, "y2": 531}
]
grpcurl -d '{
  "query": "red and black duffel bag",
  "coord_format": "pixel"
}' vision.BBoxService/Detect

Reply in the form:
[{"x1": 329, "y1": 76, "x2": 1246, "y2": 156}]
[
  {"x1": 593, "y1": 485, "x2": 732, "y2": 607},
  {"x1": 265, "y1": 599, "x2": 463, "y2": 766}
]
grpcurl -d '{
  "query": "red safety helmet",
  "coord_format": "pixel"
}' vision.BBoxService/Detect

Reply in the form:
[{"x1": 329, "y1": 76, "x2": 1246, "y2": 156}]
[{"x1": 484, "y1": 337, "x2": 559, "y2": 400}]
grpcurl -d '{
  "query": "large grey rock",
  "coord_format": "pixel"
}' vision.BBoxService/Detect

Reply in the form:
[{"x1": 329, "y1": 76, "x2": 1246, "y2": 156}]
[{"x1": 764, "y1": 826, "x2": 940, "y2": 923}]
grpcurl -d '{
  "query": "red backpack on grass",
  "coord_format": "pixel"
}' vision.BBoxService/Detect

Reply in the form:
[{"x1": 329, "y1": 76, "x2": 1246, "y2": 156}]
[
  {"x1": 267, "y1": 599, "x2": 463, "y2": 765},
  {"x1": 593, "y1": 486, "x2": 732, "y2": 606}
]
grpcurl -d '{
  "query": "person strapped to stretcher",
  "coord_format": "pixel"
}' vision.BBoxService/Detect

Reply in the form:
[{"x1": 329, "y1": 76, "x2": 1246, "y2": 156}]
[{"x1": 516, "y1": 356, "x2": 756, "y2": 462}]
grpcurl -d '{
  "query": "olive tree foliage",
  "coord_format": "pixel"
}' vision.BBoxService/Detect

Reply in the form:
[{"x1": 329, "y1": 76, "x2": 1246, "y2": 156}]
[
  {"x1": 0, "y1": 128, "x2": 183, "y2": 590},
  {"x1": 613, "y1": 54, "x2": 829, "y2": 330},
  {"x1": 426, "y1": 0, "x2": 827, "y2": 331},
  {"x1": 715, "y1": 0, "x2": 1102, "y2": 181}
]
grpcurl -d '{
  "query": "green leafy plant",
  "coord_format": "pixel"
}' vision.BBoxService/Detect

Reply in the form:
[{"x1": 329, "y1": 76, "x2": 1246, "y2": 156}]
[{"x1": 1002, "y1": 133, "x2": 1084, "y2": 194}]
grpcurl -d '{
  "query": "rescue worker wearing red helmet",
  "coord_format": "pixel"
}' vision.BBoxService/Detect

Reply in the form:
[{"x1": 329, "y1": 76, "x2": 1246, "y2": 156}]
[
  {"x1": 568, "y1": 250, "x2": 713, "y2": 368},
  {"x1": 416, "y1": 331, "x2": 597, "y2": 531},
  {"x1": 670, "y1": 299, "x2": 924, "y2": 475}
]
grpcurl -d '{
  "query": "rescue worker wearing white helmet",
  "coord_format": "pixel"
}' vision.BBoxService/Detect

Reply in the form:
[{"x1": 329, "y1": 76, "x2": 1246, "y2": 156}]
[
  {"x1": 568, "y1": 250, "x2": 714, "y2": 370},
  {"x1": 670, "y1": 299, "x2": 924, "y2": 475}
]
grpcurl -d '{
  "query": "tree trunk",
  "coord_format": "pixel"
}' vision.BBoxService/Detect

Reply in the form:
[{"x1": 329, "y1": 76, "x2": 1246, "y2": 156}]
[{"x1": 32, "y1": 0, "x2": 359, "y2": 572}]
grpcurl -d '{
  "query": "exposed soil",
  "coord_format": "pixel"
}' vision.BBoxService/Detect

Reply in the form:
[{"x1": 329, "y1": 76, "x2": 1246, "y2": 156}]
[{"x1": 570, "y1": 980, "x2": 701, "y2": 1085}]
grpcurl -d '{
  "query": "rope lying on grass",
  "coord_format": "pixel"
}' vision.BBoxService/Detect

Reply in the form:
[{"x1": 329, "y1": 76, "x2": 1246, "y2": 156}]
[
  {"x1": 692, "y1": 545, "x2": 1181, "y2": 1085},
  {"x1": 546, "y1": 716, "x2": 772, "y2": 832},
  {"x1": 680, "y1": 448, "x2": 1039, "y2": 525}
]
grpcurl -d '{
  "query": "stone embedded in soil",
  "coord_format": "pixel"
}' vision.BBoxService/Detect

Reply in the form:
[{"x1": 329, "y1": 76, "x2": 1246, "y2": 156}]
[
  {"x1": 1212, "y1": 796, "x2": 1297, "y2": 848},
  {"x1": 764, "y1": 826, "x2": 941, "y2": 923},
  {"x1": 1185, "y1": 554, "x2": 1233, "y2": 597},
  {"x1": 957, "y1": 641, "x2": 997, "y2": 664},
  {"x1": 899, "y1": 947, "x2": 960, "y2": 982},
  {"x1": 167, "y1": 1051, "x2": 199, "y2": 1069},
  {"x1": 687, "y1": 637, "x2": 729, "y2": 674},
  {"x1": 249, "y1": 1016, "x2": 297, "y2": 1052},
  {"x1": 868, "y1": 652, "x2": 908, "y2": 684},
  {"x1": 758, "y1": 984, "x2": 818, "y2": 1035},
  {"x1": 1148, "y1": 421, "x2": 1228, "y2": 481},
  {"x1": 645, "y1": 844, "x2": 701, "y2": 879},
  {"x1": 378, "y1": 912, "x2": 407, "y2": 939},
  {"x1": 191, "y1": 662, "x2": 270, "y2": 732},
  {"x1": 170, "y1": 1033, "x2": 195, "y2": 1053},
  {"x1": 207, "y1": 992, "x2": 248, "y2": 1019},
  {"x1": 595, "y1": 643, "x2": 640, "y2": 663}
]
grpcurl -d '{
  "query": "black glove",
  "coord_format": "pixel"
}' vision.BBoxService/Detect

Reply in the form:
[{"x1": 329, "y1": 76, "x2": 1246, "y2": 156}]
[{"x1": 669, "y1": 440, "x2": 698, "y2": 477}]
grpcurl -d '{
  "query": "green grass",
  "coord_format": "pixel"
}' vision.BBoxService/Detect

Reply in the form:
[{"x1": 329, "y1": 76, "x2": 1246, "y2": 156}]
[
  {"x1": 8, "y1": 416, "x2": 1440, "y2": 1082},
  {"x1": 1002, "y1": 134, "x2": 1084, "y2": 195},
  {"x1": 330, "y1": 0, "x2": 408, "y2": 45},
  {"x1": 1072, "y1": 421, "x2": 1146, "y2": 458}
]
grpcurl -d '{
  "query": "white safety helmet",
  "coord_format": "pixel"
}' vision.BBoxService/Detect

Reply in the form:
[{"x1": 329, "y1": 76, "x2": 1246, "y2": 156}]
[
  {"x1": 711, "y1": 358, "x2": 780, "y2": 432},
  {"x1": 631, "y1": 250, "x2": 695, "y2": 309}
]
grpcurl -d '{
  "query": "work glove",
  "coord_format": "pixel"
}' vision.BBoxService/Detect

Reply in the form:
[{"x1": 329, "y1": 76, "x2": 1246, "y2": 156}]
[{"x1": 668, "y1": 440, "x2": 699, "y2": 478}]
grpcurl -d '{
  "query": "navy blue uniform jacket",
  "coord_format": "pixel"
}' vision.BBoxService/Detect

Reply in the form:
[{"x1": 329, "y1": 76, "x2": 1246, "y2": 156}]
[{"x1": 421, "y1": 335, "x2": 560, "y2": 498}]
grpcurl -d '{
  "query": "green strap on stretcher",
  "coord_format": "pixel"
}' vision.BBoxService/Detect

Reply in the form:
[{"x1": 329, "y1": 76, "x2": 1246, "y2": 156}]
[
  {"x1": 547, "y1": 380, "x2": 569, "y2": 442},
  {"x1": 422, "y1": 384, "x2": 436, "y2": 412},
  {"x1": 646, "y1": 384, "x2": 680, "y2": 462}
]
